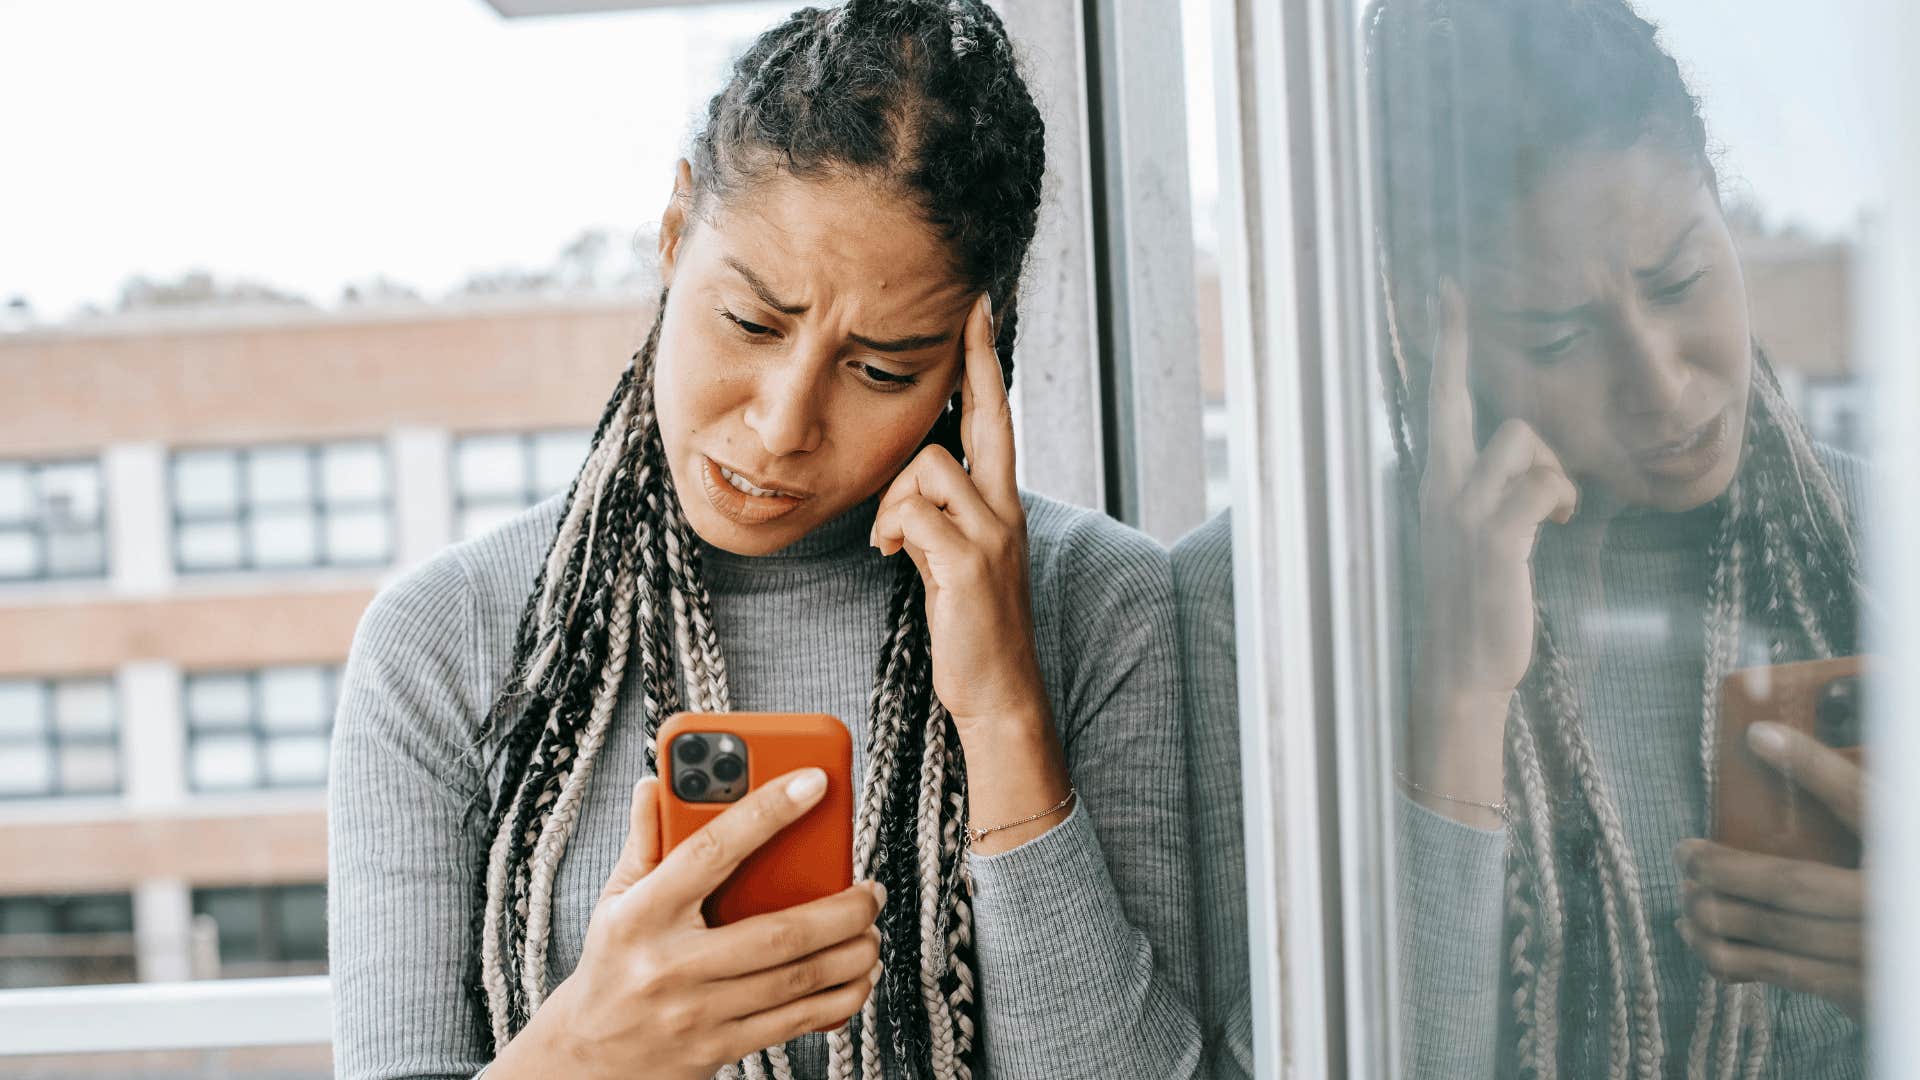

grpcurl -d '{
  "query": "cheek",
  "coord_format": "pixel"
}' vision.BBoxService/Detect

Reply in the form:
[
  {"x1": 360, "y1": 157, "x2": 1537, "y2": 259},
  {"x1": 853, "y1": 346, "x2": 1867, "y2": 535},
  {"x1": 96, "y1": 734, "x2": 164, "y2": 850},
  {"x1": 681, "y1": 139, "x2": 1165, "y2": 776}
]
[
  {"x1": 653, "y1": 313, "x2": 741, "y2": 444},
  {"x1": 835, "y1": 390, "x2": 951, "y2": 482}
]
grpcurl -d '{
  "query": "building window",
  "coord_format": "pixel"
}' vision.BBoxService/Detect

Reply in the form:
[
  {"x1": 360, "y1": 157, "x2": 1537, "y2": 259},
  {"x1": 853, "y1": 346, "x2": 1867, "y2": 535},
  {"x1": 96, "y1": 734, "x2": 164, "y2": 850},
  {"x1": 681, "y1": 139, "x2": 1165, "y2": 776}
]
[
  {"x1": 190, "y1": 883, "x2": 326, "y2": 979},
  {"x1": 184, "y1": 665, "x2": 339, "y2": 791},
  {"x1": 0, "y1": 677, "x2": 119, "y2": 799},
  {"x1": 170, "y1": 441, "x2": 391, "y2": 573},
  {"x1": 453, "y1": 429, "x2": 592, "y2": 541},
  {"x1": 0, "y1": 458, "x2": 108, "y2": 582},
  {"x1": 0, "y1": 892, "x2": 137, "y2": 989}
]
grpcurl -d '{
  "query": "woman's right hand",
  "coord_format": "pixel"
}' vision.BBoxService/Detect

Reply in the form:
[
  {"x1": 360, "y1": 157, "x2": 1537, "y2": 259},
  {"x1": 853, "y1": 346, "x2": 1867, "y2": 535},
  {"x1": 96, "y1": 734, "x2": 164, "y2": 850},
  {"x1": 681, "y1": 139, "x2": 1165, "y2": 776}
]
[
  {"x1": 495, "y1": 769, "x2": 885, "y2": 1080},
  {"x1": 1408, "y1": 281, "x2": 1578, "y2": 824}
]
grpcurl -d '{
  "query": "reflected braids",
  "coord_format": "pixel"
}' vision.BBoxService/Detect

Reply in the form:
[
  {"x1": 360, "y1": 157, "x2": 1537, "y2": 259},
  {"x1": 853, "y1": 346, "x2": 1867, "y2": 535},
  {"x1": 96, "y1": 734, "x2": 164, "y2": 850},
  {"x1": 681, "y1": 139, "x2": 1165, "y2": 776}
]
[
  {"x1": 1368, "y1": 1, "x2": 1866, "y2": 1076},
  {"x1": 467, "y1": 4, "x2": 1043, "y2": 1079}
]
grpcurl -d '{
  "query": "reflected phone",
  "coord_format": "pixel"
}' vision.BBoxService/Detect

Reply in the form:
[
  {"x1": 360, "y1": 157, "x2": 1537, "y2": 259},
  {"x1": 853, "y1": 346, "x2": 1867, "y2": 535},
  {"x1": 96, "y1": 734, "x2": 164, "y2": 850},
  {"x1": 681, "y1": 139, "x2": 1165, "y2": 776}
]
[
  {"x1": 1713, "y1": 656, "x2": 1867, "y2": 868},
  {"x1": 657, "y1": 712, "x2": 855, "y2": 926}
]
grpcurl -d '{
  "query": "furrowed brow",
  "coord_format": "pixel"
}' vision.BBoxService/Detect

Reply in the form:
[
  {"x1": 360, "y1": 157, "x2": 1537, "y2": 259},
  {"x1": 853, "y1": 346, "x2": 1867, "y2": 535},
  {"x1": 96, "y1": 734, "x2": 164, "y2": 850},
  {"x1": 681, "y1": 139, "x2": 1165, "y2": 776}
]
[{"x1": 725, "y1": 257, "x2": 807, "y2": 315}]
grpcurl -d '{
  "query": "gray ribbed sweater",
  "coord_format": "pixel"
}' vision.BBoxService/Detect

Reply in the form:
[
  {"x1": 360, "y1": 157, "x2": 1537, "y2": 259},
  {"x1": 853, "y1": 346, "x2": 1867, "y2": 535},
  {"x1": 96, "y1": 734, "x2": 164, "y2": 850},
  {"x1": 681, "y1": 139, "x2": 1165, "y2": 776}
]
[
  {"x1": 327, "y1": 492, "x2": 1203, "y2": 1080},
  {"x1": 1169, "y1": 510, "x2": 1253, "y2": 1080},
  {"x1": 1399, "y1": 446, "x2": 1869, "y2": 1078}
]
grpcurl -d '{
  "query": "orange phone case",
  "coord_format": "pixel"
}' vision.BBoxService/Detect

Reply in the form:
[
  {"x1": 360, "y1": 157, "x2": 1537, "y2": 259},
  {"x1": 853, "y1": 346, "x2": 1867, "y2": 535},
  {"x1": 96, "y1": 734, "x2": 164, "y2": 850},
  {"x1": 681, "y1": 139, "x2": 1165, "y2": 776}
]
[
  {"x1": 657, "y1": 712, "x2": 855, "y2": 926},
  {"x1": 1714, "y1": 656, "x2": 1866, "y2": 868}
]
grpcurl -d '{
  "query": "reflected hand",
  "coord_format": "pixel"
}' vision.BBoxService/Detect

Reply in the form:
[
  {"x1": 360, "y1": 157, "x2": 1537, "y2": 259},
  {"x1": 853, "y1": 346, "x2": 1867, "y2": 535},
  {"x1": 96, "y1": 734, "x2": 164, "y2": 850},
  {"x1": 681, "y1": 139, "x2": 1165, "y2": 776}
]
[
  {"x1": 1675, "y1": 722, "x2": 1866, "y2": 1019},
  {"x1": 503, "y1": 773, "x2": 885, "y2": 1080},
  {"x1": 870, "y1": 292, "x2": 1049, "y2": 738},
  {"x1": 1406, "y1": 281, "x2": 1578, "y2": 819}
]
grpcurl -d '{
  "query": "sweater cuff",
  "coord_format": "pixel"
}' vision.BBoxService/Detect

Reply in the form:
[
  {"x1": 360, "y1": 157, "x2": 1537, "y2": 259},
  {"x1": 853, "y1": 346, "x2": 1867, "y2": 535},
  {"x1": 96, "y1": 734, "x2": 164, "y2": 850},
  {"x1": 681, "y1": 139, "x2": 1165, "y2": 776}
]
[
  {"x1": 965, "y1": 799, "x2": 1193, "y2": 1076},
  {"x1": 1395, "y1": 793, "x2": 1508, "y2": 1076}
]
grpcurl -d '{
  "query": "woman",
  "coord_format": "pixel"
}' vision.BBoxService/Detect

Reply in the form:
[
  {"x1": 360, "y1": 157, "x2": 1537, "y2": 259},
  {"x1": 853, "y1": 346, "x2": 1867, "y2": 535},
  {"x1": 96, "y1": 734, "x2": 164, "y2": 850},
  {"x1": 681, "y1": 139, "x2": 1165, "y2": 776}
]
[
  {"x1": 326, "y1": 3, "x2": 1200, "y2": 1078},
  {"x1": 1369, "y1": 1, "x2": 1869, "y2": 1077}
]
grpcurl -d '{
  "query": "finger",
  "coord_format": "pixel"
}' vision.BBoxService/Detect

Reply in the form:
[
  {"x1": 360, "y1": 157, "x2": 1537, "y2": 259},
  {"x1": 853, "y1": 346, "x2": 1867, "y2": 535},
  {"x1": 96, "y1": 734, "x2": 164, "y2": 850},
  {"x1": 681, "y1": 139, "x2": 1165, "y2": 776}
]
[
  {"x1": 685, "y1": 881, "x2": 887, "y2": 979},
  {"x1": 706, "y1": 926, "x2": 883, "y2": 1020},
  {"x1": 599, "y1": 777, "x2": 663, "y2": 903},
  {"x1": 870, "y1": 446, "x2": 996, "y2": 545},
  {"x1": 958, "y1": 292, "x2": 1020, "y2": 521},
  {"x1": 713, "y1": 964, "x2": 883, "y2": 1057},
  {"x1": 1748, "y1": 722, "x2": 1866, "y2": 833},
  {"x1": 1423, "y1": 278, "x2": 1477, "y2": 498},
  {"x1": 637, "y1": 768, "x2": 831, "y2": 913},
  {"x1": 1458, "y1": 420, "x2": 1577, "y2": 525},
  {"x1": 1676, "y1": 917, "x2": 1863, "y2": 1011},
  {"x1": 872, "y1": 494, "x2": 973, "y2": 567},
  {"x1": 1484, "y1": 467, "x2": 1582, "y2": 554},
  {"x1": 1674, "y1": 839, "x2": 1864, "y2": 918},
  {"x1": 1683, "y1": 882, "x2": 1862, "y2": 963}
]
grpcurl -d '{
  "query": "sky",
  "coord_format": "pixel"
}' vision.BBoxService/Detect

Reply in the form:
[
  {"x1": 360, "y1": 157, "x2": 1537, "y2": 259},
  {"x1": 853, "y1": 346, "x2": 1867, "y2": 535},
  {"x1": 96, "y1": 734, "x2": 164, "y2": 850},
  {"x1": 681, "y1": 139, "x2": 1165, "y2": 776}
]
[{"x1": 0, "y1": 0, "x2": 1897, "y2": 322}]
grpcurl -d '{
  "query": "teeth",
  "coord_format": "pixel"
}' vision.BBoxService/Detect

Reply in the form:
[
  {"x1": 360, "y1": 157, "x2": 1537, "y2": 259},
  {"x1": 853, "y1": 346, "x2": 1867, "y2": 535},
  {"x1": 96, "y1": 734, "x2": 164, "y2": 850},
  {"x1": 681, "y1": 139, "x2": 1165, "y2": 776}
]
[{"x1": 719, "y1": 465, "x2": 781, "y2": 498}]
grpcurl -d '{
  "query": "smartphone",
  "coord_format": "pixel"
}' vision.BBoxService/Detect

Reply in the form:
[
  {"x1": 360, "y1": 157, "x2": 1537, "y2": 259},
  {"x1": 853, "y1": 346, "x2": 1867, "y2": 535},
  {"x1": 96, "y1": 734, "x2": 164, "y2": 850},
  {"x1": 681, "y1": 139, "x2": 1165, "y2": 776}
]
[
  {"x1": 657, "y1": 712, "x2": 855, "y2": 926},
  {"x1": 1713, "y1": 656, "x2": 1867, "y2": 868}
]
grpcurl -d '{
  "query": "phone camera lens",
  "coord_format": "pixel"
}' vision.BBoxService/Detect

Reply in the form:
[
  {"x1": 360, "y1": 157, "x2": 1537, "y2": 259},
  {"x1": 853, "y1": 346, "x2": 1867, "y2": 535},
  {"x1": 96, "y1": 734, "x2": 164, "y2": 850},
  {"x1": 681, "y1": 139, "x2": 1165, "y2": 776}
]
[
  {"x1": 674, "y1": 736, "x2": 709, "y2": 764},
  {"x1": 675, "y1": 770, "x2": 710, "y2": 799},
  {"x1": 711, "y1": 754, "x2": 745, "y2": 783}
]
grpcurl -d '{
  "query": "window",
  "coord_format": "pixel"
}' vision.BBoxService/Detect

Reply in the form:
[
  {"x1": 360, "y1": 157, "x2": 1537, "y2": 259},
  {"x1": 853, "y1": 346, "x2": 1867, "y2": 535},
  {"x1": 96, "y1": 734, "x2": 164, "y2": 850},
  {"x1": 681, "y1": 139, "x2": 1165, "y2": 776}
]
[
  {"x1": 0, "y1": 677, "x2": 119, "y2": 799},
  {"x1": 0, "y1": 458, "x2": 107, "y2": 582},
  {"x1": 183, "y1": 666, "x2": 339, "y2": 792},
  {"x1": 452, "y1": 429, "x2": 592, "y2": 541},
  {"x1": 170, "y1": 442, "x2": 391, "y2": 573},
  {"x1": 189, "y1": 884, "x2": 327, "y2": 979},
  {"x1": 0, "y1": 893, "x2": 136, "y2": 989}
]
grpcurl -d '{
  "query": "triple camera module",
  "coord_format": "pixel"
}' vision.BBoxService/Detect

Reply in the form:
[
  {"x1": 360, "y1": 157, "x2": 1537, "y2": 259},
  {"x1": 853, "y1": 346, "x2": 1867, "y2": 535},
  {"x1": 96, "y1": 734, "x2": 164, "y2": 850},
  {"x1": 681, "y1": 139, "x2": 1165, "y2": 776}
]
[{"x1": 671, "y1": 731, "x2": 749, "y2": 803}]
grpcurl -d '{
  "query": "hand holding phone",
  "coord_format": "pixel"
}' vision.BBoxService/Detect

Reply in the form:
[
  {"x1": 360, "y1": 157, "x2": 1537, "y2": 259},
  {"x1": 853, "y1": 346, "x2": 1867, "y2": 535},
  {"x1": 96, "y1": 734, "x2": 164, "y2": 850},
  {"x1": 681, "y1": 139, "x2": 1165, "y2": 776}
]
[
  {"x1": 1714, "y1": 657, "x2": 1867, "y2": 867},
  {"x1": 491, "y1": 762, "x2": 881, "y2": 1080}
]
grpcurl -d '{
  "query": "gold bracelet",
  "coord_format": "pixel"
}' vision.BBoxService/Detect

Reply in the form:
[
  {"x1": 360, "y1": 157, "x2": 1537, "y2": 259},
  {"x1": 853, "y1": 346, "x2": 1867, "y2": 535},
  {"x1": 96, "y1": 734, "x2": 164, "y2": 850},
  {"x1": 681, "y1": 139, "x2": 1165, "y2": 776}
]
[
  {"x1": 966, "y1": 787, "x2": 1077, "y2": 845},
  {"x1": 1394, "y1": 770, "x2": 1508, "y2": 818}
]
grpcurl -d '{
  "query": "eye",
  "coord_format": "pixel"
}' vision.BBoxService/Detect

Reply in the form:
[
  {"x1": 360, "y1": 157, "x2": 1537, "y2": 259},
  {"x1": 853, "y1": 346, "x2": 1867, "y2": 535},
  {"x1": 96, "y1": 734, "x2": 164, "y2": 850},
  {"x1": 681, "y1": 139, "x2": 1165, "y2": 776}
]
[
  {"x1": 1526, "y1": 330, "x2": 1586, "y2": 366},
  {"x1": 1650, "y1": 266, "x2": 1711, "y2": 305},
  {"x1": 854, "y1": 362, "x2": 921, "y2": 392},
  {"x1": 717, "y1": 307, "x2": 778, "y2": 338}
]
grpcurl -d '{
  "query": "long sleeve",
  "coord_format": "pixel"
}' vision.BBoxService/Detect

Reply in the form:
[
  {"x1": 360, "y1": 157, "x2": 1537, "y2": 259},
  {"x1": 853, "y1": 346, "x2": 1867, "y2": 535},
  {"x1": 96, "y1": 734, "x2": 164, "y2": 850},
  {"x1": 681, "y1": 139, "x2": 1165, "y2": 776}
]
[
  {"x1": 1396, "y1": 795, "x2": 1508, "y2": 1079},
  {"x1": 965, "y1": 508, "x2": 1203, "y2": 1080},
  {"x1": 1170, "y1": 512, "x2": 1254, "y2": 1080},
  {"x1": 328, "y1": 552, "x2": 494, "y2": 1080}
]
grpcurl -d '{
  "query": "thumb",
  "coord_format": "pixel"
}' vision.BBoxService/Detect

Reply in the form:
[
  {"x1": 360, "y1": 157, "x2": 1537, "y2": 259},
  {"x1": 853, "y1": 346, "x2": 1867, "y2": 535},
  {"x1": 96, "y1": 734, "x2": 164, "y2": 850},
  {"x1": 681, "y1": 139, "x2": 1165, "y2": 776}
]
[{"x1": 599, "y1": 776, "x2": 662, "y2": 902}]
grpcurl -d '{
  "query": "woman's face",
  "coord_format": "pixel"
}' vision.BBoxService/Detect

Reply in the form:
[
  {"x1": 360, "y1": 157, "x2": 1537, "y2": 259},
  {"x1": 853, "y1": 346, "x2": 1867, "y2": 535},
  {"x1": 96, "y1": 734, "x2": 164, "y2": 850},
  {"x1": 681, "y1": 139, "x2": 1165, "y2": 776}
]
[
  {"x1": 654, "y1": 163, "x2": 975, "y2": 555},
  {"x1": 1463, "y1": 139, "x2": 1753, "y2": 513}
]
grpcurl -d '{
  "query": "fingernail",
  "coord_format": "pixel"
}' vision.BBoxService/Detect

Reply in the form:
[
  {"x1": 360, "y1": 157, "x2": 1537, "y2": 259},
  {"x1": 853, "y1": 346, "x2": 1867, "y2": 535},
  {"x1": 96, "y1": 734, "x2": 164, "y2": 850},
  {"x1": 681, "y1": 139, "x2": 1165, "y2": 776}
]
[
  {"x1": 982, "y1": 292, "x2": 994, "y2": 323},
  {"x1": 868, "y1": 958, "x2": 884, "y2": 983},
  {"x1": 1748, "y1": 721, "x2": 1789, "y2": 757},
  {"x1": 1675, "y1": 917, "x2": 1693, "y2": 944},
  {"x1": 787, "y1": 768, "x2": 827, "y2": 801},
  {"x1": 868, "y1": 880, "x2": 888, "y2": 907}
]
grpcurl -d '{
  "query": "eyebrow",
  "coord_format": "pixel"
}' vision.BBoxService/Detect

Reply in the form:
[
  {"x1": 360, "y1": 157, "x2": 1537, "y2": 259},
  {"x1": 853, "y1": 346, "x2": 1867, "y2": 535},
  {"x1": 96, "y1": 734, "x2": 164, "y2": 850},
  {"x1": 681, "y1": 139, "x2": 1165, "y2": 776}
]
[
  {"x1": 724, "y1": 255, "x2": 956, "y2": 354},
  {"x1": 1633, "y1": 217, "x2": 1701, "y2": 281},
  {"x1": 1488, "y1": 217, "x2": 1705, "y2": 324}
]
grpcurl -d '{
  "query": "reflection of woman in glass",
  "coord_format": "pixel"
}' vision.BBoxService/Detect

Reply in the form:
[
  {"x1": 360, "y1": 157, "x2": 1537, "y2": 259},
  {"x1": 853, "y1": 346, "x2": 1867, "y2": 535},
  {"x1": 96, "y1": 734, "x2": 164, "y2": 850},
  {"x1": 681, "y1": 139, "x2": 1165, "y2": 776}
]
[
  {"x1": 328, "y1": 3, "x2": 1200, "y2": 1078},
  {"x1": 1370, "y1": 0, "x2": 1867, "y2": 1075}
]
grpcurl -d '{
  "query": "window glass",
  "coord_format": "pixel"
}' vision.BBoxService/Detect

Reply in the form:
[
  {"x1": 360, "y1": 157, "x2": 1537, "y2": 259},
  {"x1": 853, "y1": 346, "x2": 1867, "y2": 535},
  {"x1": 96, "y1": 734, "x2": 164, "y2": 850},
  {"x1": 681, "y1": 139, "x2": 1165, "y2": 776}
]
[
  {"x1": 453, "y1": 428, "x2": 593, "y2": 540},
  {"x1": 184, "y1": 666, "x2": 341, "y2": 791},
  {"x1": 171, "y1": 443, "x2": 392, "y2": 572},
  {"x1": 1348, "y1": 1, "x2": 1889, "y2": 1074},
  {"x1": 0, "y1": 893, "x2": 137, "y2": 989},
  {"x1": 0, "y1": 677, "x2": 119, "y2": 798},
  {"x1": 0, "y1": 459, "x2": 108, "y2": 581}
]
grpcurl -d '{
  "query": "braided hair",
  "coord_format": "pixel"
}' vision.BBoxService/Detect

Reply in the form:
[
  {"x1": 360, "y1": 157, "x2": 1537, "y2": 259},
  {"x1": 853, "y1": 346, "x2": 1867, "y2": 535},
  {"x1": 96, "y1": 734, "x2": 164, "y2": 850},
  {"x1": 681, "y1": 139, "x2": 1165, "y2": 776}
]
[
  {"x1": 1365, "y1": 1, "x2": 1865, "y2": 1076},
  {"x1": 467, "y1": 4, "x2": 1044, "y2": 1078}
]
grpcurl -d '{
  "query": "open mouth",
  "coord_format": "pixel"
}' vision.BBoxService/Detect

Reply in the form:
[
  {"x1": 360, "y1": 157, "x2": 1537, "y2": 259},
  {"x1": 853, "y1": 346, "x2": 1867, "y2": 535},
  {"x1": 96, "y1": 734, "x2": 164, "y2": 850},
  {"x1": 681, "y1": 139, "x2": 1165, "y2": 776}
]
[
  {"x1": 698, "y1": 456, "x2": 809, "y2": 526},
  {"x1": 1631, "y1": 408, "x2": 1732, "y2": 477}
]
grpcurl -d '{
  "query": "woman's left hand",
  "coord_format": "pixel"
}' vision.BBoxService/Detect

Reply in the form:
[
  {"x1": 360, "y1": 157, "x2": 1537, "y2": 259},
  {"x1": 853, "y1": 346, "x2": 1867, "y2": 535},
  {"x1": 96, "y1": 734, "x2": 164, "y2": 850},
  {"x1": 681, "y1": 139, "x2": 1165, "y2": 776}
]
[
  {"x1": 871, "y1": 292, "x2": 1049, "y2": 738},
  {"x1": 1674, "y1": 722, "x2": 1866, "y2": 1019}
]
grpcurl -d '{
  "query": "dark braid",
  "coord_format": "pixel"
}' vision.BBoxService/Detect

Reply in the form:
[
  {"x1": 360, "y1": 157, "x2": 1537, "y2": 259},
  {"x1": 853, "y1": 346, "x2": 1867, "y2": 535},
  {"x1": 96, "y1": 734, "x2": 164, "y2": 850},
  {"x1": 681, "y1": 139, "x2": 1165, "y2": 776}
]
[
  {"x1": 468, "y1": 4, "x2": 1044, "y2": 1078},
  {"x1": 1365, "y1": 1, "x2": 1864, "y2": 1076}
]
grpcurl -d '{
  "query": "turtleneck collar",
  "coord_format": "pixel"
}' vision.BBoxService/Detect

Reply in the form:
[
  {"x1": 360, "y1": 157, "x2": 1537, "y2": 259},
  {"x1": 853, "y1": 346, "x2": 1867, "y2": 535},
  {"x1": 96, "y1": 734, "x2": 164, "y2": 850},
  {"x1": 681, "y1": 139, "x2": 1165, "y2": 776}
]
[{"x1": 695, "y1": 495, "x2": 883, "y2": 579}]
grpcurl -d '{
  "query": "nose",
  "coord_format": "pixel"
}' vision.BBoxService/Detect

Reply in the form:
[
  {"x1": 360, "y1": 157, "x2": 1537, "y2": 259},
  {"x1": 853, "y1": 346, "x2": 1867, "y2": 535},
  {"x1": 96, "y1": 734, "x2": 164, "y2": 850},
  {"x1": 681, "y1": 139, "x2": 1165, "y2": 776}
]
[
  {"x1": 741, "y1": 350, "x2": 827, "y2": 456},
  {"x1": 1609, "y1": 309, "x2": 1689, "y2": 418}
]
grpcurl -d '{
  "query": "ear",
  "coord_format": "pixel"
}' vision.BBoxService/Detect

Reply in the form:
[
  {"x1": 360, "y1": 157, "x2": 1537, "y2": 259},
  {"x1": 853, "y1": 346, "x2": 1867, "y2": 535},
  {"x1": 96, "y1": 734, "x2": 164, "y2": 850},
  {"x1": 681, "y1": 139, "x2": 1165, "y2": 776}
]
[{"x1": 658, "y1": 159, "x2": 696, "y2": 287}]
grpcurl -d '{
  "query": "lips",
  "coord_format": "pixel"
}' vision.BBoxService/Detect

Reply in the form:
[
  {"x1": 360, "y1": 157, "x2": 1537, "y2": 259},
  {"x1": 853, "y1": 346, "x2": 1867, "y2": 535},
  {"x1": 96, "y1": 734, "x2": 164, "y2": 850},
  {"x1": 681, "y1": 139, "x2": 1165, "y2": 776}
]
[
  {"x1": 1630, "y1": 408, "x2": 1732, "y2": 480},
  {"x1": 698, "y1": 456, "x2": 809, "y2": 526}
]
